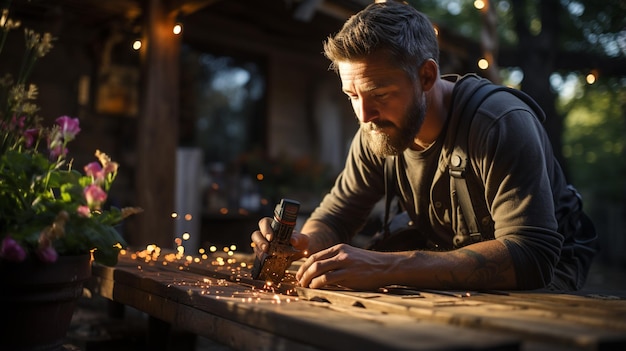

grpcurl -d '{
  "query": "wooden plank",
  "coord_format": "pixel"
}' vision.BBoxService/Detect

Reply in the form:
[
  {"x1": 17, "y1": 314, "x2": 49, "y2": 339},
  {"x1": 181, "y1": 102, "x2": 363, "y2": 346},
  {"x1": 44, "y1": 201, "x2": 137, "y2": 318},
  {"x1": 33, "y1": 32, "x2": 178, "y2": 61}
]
[
  {"x1": 467, "y1": 291, "x2": 626, "y2": 329},
  {"x1": 90, "y1": 274, "x2": 321, "y2": 351},
  {"x1": 90, "y1": 257, "x2": 519, "y2": 350},
  {"x1": 296, "y1": 288, "x2": 626, "y2": 350}
]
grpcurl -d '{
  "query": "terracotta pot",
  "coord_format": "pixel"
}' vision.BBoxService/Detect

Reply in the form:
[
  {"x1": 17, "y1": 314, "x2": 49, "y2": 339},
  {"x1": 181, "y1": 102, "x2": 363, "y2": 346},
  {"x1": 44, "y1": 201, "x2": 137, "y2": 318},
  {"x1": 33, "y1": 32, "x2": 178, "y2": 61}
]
[{"x1": 0, "y1": 254, "x2": 92, "y2": 351}]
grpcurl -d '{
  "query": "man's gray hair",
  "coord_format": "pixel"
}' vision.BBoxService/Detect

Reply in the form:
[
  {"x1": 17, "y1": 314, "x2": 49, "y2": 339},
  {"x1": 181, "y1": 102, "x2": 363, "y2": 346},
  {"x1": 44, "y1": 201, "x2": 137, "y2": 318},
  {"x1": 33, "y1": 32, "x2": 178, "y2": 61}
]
[{"x1": 323, "y1": 1, "x2": 439, "y2": 79}]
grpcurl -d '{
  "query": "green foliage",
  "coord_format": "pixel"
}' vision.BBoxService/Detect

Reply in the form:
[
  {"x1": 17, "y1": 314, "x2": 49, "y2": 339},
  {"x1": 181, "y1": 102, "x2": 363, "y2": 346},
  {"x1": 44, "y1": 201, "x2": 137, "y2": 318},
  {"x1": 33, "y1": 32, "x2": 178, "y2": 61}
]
[
  {"x1": 406, "y1": 0, "x2": 625, "y2": 57},
  {"x1": 562, "y1": 77, "x2": 625, "y2": 202},
  {"x1": 0, "y1": 146, "x2": 133, "y2": 265}
]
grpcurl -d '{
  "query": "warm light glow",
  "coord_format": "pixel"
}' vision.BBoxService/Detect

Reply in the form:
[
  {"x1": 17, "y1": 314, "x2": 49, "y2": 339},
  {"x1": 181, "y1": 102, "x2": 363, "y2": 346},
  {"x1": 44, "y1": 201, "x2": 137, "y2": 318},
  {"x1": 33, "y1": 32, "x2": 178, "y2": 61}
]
[
  {"x1": 433, "y1": 26, "x2": 439, "y2": 36},
  {"x1": 219, "y1": 207, "x2": 228, "y2": 214},
  {"x1": 478, "y1": 58, "x2": 489, "y2": 70},
  {"x1": 230, "y1": 245, "x2": 237, "y2": 251},
  {"x1": 209, "y1": 246, "x2": 217, "y2": 252},
  {"x1": 171, "y1": 212, "x2": 178, "y2": 218},
  {"x1": 132, "y1": 39, "x2": 142, "y2": 50},
  {"x1": 182, "y1": 232, "x2": 190, "y2": 240},
  {"x1": 474, "y1": 0, "x2": 486, "y2": 10},
  {"x1": 173, "y1": 23, "x2": 183, "y2": 35},
  {"x1": 586, "y1": 73, "x2": 596, "y2": 84},
  {"x1": 185, "y1": 213, "x2": 192, "y2": 221},
  {"x1": 256, "y1": 173, "x2": 264, "y2": 181}
]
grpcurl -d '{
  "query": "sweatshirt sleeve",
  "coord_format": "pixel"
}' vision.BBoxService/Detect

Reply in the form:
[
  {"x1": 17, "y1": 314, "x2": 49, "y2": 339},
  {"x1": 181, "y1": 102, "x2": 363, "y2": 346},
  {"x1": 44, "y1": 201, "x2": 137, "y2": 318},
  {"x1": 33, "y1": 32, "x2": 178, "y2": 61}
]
[{"x1": 474, "y1": 93, "x2": 564, "y2": 289}]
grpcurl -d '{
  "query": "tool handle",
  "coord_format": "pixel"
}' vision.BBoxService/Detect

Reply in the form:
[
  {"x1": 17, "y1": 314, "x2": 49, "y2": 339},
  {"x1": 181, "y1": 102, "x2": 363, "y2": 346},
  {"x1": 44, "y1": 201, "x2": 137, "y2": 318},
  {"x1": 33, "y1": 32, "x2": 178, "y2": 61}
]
[{"x1": 272, "y1": 198, "x2": 300, "y2": 244}]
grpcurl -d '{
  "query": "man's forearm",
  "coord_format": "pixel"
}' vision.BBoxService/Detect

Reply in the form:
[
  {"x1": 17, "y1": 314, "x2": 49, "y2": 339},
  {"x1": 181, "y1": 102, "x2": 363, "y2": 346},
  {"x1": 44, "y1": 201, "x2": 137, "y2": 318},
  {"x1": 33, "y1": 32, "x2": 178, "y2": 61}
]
[
  {"x1": 300, "y1": 219, "x2": 342, "y2": 254},
  {"x1": 388, "y1": 239, "x2": 518, "y2": 290}
]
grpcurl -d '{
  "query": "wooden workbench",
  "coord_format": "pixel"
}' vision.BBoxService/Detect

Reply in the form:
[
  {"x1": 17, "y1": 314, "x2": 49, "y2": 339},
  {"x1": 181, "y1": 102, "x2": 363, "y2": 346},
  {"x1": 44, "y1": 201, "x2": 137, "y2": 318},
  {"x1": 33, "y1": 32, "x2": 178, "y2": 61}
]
[{"x1": 87, "y1": 251, "x2": 626, "y2": 351}]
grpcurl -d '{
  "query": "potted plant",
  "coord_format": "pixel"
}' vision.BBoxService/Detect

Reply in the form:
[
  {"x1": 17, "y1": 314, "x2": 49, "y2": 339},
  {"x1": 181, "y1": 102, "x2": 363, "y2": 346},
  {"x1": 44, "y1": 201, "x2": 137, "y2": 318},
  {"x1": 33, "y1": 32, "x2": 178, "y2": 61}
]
[{"x1": 0, "y1": 2, "x2": 141, "y2": 349}]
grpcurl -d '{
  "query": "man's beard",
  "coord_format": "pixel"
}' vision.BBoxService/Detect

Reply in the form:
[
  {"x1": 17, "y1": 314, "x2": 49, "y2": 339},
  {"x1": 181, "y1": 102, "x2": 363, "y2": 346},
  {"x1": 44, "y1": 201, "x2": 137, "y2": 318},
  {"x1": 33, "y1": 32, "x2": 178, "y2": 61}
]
[{"x1": 363, "y1": 93, "x2": 426, "y2": 156}]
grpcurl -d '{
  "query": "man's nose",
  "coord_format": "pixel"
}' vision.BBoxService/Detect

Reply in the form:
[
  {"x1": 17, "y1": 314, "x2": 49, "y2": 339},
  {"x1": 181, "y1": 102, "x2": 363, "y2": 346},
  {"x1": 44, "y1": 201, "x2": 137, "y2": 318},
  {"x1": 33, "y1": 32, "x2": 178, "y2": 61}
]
[{"x1": 354, "y1": 98, "x2": 378, "y2": 124}]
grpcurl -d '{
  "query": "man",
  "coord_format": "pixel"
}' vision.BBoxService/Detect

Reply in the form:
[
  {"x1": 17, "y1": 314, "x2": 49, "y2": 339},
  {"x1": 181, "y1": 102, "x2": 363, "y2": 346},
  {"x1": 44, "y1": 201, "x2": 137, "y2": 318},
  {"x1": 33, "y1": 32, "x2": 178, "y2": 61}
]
[{"x1": 251, "y1": 1, "x2": 596, "y2": 291}]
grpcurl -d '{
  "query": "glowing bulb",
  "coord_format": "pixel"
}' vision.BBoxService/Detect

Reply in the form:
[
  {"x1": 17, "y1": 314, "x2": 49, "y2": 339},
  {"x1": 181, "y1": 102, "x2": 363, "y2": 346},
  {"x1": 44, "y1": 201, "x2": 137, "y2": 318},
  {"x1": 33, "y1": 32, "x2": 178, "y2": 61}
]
[
  {"x1": 586, "y1": 73, "x2": 596, "y2": 84},
  {"x1": 173, "y1": 23, "x2": 183, "y2": 35},
  {"x1": 478, "y1": 58, "x2": 489, "y2": 70},
  {"x1": 132, "y1": 39, "x2": 142, "y2": 50},
  {"x1": 474, "y1": 0, "x2": 486, "y2": 10}
]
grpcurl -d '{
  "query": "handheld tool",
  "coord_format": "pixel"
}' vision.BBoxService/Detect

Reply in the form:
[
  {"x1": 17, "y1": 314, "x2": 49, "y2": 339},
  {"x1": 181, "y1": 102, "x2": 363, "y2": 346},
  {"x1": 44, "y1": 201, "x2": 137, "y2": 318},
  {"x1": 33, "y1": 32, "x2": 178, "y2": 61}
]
[{"x1": 251, "y1": 198, "x2": 300, "y2": 284}]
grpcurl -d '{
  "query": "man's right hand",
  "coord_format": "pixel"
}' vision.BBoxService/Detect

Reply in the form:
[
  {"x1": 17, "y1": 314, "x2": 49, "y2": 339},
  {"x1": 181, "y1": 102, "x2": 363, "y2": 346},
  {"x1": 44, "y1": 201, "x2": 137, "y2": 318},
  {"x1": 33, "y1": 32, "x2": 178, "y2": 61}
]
[{"x1": 251, "y1": 217, "x2": 309, "y2": 260}]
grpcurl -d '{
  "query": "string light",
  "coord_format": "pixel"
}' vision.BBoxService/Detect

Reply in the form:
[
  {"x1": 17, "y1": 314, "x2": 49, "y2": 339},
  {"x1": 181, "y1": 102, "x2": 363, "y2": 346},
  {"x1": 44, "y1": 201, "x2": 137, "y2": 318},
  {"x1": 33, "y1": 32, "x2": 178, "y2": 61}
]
[
  {"x1": 586, "y1": 72, "x2": 596, "y2": 84},
  {"x1": 132, "y1": 39, "x2": 142, "y2": 50},
  {"x1": 173, "y1": 22, "x2": 183, "y2": 35},
  {"x1": 474, "y1": 0, "x2": 486, "y2": 10},
  {"x1": 478, "y1": 58, "x2": 489, "y2": 70}
]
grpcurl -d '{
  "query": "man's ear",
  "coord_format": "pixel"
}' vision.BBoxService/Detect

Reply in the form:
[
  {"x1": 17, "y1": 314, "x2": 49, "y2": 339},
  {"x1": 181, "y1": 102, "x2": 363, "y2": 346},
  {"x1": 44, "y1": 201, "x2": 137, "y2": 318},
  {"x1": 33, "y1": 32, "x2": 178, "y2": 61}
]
[{"x1": 418, "y1": 59, "x2": 438, "y2": 92}]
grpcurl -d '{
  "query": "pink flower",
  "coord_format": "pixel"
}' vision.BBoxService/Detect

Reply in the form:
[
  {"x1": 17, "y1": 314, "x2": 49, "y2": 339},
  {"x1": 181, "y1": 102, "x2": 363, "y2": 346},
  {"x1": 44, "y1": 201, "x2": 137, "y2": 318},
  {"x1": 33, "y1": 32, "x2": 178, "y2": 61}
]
[
  {"x1": 36, "y1": 245, "x2": 59, "y2": 263},
  {"x1": 46, "y1": 128, "x2": 65, "y2": 159},
  {"x1": 84, "y1": 184, "x2": 107, "y2": 209},
  {"x1": 24, "y1": 128, "x2": 40, "y2": 148},
  {"x1": 11, "y1": 115, "x2": 26, "y2": 130},
  {"x1": 49, "y1": 144, "x2": 68, "y2": 159},
  {"x1": 77, "y1": 205, "x2": 92, "y2": 218},
  {"x1": 55, "y1": 116, "x2": 81, "y2": 141},
  {"x1": 0, "y1": 236, "x2": 27, "y2": 262},
  {"x1": 103, "y1": 161, "x2": 119, "y2": 176},
  {"x1": 84, "y1": 162, "x2": 105, "y2": 182}
]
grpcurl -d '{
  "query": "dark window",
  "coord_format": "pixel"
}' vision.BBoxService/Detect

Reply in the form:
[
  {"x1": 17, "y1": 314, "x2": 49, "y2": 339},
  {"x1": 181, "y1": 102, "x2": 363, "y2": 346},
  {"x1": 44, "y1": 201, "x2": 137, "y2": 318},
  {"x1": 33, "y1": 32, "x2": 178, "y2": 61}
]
[{"x1": 180, "y1": 45, "x2": 266, "y2": 165}]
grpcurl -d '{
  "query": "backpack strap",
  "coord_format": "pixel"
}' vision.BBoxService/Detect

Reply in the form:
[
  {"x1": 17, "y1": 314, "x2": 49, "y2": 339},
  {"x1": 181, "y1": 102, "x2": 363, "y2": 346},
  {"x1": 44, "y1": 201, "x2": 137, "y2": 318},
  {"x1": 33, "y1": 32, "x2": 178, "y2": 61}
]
[
  {"x1": 382, "y1": 155, "x2": 396, "y2": 238},
  {"x1": 450, "y1": 83, "x2": 503, "y2": 243},
  {"x1": 450, "y1": 81, "x2": 547, "y2": 246}
]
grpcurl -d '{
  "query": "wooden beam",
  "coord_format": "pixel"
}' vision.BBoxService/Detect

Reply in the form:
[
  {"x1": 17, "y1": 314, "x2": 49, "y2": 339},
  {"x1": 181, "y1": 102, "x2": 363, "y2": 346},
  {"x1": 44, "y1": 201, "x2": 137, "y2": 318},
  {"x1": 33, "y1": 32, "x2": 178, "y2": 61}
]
[
  {"x1": 179, "y1": 0, "x2": 222, "y2": 16},
  {"x1": 133, "y1": 0, "x2": 180, "y2": 249}
]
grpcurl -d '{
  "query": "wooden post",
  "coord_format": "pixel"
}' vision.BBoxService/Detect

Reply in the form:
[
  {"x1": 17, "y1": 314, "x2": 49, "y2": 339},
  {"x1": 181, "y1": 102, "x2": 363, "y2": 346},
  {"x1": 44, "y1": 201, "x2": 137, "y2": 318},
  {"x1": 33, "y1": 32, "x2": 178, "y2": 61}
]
[{"x1": 133, "y1": 0, "x2": 180, "y2": 249}]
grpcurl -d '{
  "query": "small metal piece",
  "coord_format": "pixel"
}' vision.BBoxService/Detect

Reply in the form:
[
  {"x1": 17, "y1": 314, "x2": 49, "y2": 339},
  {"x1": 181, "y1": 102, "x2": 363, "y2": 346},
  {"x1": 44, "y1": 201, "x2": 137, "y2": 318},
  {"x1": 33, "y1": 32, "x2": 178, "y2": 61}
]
[{"x1": 451, "y1": 154, "x2": 463, "y2": 167}]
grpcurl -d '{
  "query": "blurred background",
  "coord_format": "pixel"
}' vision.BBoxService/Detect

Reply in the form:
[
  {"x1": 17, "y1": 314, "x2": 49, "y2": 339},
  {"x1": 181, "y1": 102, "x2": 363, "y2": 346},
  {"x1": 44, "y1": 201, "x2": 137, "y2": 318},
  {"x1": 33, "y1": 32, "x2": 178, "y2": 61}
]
[{"x1": 1, "y1": 0, "x2": 624, "y2": 273}]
